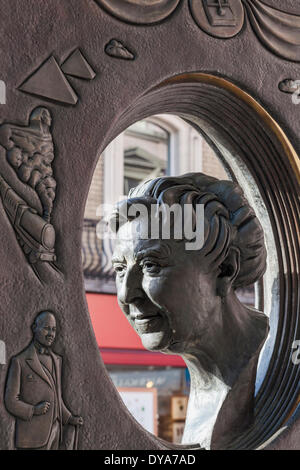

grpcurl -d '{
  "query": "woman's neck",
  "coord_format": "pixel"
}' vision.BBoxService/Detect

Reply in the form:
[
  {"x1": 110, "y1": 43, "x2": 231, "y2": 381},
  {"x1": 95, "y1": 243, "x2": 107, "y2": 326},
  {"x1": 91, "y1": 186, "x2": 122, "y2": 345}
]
[
  {"x1": 182, "y1": 356, "x2": 230, "y2": 448},
  {"x1": 181, "y1": 293, "x2": 269, "y2": 449}
]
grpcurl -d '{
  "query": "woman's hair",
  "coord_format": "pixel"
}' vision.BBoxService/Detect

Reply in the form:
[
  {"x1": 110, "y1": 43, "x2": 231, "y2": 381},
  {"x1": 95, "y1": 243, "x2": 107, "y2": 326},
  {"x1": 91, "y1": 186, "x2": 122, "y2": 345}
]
[{"x1": 110, "y1": 173, "x2": 267, "y2": 289}]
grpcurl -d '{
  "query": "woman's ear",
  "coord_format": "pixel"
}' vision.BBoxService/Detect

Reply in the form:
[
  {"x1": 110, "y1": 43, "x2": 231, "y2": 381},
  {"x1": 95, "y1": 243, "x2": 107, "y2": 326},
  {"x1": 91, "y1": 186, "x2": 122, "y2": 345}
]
[{"x1": 216, "y1": 246, "x2": 240, "y2": 297}]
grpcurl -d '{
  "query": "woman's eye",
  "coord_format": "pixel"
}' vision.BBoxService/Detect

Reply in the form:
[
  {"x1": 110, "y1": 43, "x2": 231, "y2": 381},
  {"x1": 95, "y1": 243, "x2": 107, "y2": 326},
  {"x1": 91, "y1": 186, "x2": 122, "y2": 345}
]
[
  {"x1": 141, "y1": 260, "x2": 161, "y2": 274},
  {"x1": 113, "y1": 264, "x2": 126, "y2": 276}
]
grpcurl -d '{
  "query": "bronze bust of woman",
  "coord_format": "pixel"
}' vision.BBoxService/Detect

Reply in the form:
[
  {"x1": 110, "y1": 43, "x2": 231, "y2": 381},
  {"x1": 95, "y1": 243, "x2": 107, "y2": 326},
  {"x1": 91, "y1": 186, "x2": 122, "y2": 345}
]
[{"x1": 110, "y1": 173, "x2": 269, "y2": 449}]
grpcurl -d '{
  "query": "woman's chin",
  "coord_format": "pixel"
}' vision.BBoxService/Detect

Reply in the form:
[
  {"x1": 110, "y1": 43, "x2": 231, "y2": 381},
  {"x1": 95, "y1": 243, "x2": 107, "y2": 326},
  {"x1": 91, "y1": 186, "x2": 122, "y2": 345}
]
[{"x1": 141, "y1": 331, "x2": 172, "y2": 352}]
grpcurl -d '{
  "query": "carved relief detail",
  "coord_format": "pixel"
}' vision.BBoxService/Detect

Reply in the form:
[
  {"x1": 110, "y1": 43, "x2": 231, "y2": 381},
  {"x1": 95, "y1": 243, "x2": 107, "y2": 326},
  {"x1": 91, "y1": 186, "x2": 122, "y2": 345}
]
[
  {"x1": 243, "y1": 0, "x2": 300, "y2": 62},
  {"x1": 279, "y1": 79, "x2": 300, "y2": 95},
  {"x1": 18, "y1": 56, "x2": 78, "y2": 106},
  {"x1": 190, "y1": 0, "x2": 300, "y2": 61},
  {"x1": 95, "y1": 0, "x2": 181, "y2": 25},
  {"x1": 105, "y1": 39, "x2": 135, "y2": 60},
  {"x1": 5, "y1": 311, "x2": 83, "y2": 450},
  {"x1": 61, "y1": 49, "x2": 96, "y2": 80},
  {"x1": 18, "y1": 50, "x2": 97, "y2": 105},
  {"x1": 0, "y1": 108, "x2": 57, "y2": 264},
  {"x1": 96, "y1": 0, "x2": 300, "y2": 62},
  {"x1": 279, "y1": 79, "x2": 300, "y2": 104},
  {"x1": 189, "y1": 0, "x2": 245, "y2": 39}
]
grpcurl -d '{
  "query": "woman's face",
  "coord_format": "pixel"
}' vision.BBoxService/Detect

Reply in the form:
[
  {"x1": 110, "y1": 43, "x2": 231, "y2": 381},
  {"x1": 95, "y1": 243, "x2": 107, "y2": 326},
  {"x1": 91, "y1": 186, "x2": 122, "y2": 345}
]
[{"x1": 113, "y1": 217, "x2": 220, "y2": 354}]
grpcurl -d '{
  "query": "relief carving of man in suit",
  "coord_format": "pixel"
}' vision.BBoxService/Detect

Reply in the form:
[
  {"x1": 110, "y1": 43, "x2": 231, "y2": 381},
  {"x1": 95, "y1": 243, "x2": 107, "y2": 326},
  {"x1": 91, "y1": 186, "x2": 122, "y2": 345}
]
[{"x1": 5, "y1": 311, "x2": 83, "y2": 450}]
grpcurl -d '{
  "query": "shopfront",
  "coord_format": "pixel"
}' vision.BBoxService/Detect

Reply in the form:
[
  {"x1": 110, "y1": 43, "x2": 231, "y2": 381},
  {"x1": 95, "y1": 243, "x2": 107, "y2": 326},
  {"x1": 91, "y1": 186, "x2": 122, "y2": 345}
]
[{"x1": 87, "y1": 293, "x2": 189, "y2": 443}]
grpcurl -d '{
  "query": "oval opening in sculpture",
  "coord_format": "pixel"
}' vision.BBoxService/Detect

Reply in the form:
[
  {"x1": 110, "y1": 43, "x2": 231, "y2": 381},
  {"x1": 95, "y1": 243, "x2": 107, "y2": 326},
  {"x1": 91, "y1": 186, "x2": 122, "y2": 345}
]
[{"x1": 86, "y1": 73, "x2": 299, "y2": 450}]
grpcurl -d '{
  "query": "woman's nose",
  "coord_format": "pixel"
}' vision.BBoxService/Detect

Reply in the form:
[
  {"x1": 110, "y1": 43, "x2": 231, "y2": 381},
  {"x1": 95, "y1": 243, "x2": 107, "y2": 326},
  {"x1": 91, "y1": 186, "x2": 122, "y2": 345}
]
[{"x1": 118, "y1": 267, "x2": 144, "y2": 306}]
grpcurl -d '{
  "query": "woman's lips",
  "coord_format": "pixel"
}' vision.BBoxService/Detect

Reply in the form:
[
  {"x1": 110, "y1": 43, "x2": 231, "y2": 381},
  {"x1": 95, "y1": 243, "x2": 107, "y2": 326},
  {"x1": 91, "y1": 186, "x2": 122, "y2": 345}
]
[
  {"x1": 135, "y1": 316, "x2": 158, "y2": 325},
  {"x1": 133, "y1": 311, "x2": 161, "y2": 321},
  {"x1": 132, "y1": 312, "x2": 163, "y2": 331}
]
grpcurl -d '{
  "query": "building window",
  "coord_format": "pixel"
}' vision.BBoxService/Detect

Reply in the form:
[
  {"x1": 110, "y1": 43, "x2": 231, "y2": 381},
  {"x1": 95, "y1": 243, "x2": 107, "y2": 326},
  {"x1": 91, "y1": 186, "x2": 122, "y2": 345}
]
[
  {"x1": 123, "y1": 120, "x2": 169, "y2": 194},
  {"x1": 124, "y1": 120, "x2": 170, "y2": 194}
]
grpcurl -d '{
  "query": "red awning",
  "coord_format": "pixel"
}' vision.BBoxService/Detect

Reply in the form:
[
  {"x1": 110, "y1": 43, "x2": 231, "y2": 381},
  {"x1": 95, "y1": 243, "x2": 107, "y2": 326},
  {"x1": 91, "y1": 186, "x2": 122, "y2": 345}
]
[{"x1": 87, "y1": 293, "x2": 185, "y2": 367}]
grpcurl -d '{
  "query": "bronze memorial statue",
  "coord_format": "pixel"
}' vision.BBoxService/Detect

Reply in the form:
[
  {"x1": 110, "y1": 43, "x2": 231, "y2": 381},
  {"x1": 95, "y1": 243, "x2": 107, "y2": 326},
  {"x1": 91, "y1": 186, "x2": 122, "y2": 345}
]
[
  {"x1": 110, "y1": 173, "x2": 269, "y2": 450},
  {"x1": 5, "y1": 311, "x2": 83, "y2": 450}
]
